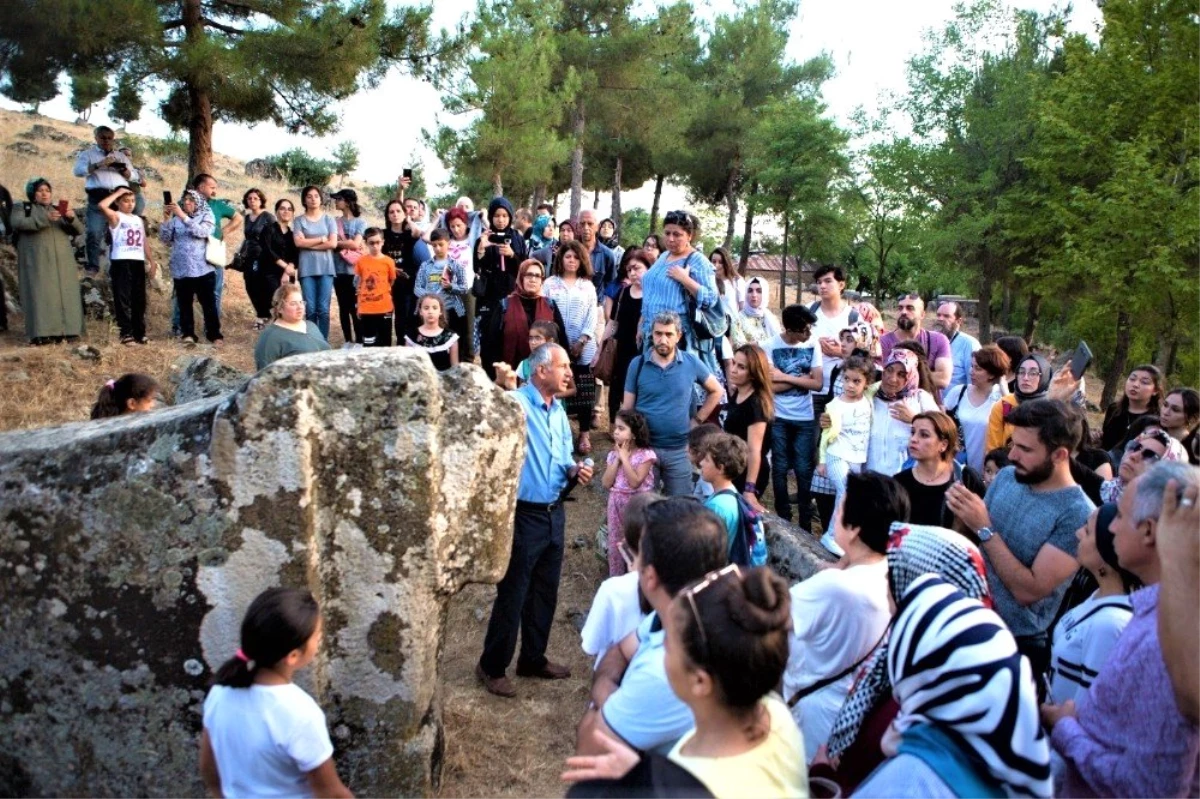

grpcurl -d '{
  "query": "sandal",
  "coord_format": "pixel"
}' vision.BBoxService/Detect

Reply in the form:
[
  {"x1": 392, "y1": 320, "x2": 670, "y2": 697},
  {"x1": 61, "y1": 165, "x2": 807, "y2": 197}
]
[
  {"x1": 181, "y1": 336, "x2": 198, "y2": 346},
  {"x1": 120, "y1": 336, "x2": 137, "y2": 346},
  {"x1": 577, "y1": 433, "x2": 592, "y2": 456}
]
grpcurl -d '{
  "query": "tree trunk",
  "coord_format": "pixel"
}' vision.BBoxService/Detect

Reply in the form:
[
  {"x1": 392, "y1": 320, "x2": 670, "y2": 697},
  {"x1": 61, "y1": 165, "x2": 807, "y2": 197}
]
[
  {"x1": 184, "y1": 0, "x2": 213, "y2": 178},
  {"x1": 1022, "y1": 293, "x2": 1042, "y2": 344},
  {"x1": 491, "y1": 171, "x2": 503, "y2": 199},
  {"x1": 569, "y1": 97, "x2": 585, "y2": 220},
  {"x1": 977, "y1": 253, "x2": 994, "y2": 344},
  {"x1": 1001, "y1": 282, "x2": 1013, "y2": 330},
  {"x1": 649, "y1": 174, "x2": 665, "y2": 232},
  {"x1": 739, "y1": 181, "x2": 757, "y2": 275},
  {"x1": 1100, "y1": 310, "x2": 1132, "y2": 410},
  {"x1": 723, "y1": 169, "x2": 738, "y2": 250},
  {"x1": 780, "y1": 211, "x2": 790, "y2": 313},
  {"x1": 611, "y1": 156, "x2": 623, "y2": 239},
  {"x1": 532, "y1": 183, "x2": 547, "y2": 213}
]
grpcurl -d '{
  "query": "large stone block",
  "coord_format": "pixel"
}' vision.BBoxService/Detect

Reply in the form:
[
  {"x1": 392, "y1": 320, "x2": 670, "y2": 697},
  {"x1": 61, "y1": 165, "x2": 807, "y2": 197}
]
[
  {"x1": 765, "y1": 515, "x2": 838, "y2": 583},
  {"x1": 0, "y1": 349, "x2": 525, "y2": 797}
]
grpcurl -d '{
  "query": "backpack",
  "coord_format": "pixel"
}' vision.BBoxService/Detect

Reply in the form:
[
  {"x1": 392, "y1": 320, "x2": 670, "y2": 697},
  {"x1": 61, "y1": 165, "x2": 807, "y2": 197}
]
[
  {"x1": 808, "y1": 301, "x2": 860, "y2": 328},
  {"x1": 715, "y1": 489, "x2": 768, "y2": 567},
  {"x1": 688, "y1": 253, "x2": 729, "y2": 341}
]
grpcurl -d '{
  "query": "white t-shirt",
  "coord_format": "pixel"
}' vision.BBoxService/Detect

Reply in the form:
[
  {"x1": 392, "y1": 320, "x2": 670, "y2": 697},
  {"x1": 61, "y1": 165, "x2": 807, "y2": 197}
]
[
  {"x1": 109, "y1": 212, "x2": 146, "y2": 262},
  {"x1": 1049, "y1": 591, "x2": 1133, "y2": 705},
  {"x1": 763, "y1": 335, "x2": 823, "y2": 422},
  {"x1": 944, "y1": 384, "x2": 1004, "y2": 473},
  {"x1": 783, "y1": 559, "x2": 891, "y2": 761},
  {"x1": 867, "y1": 390, "x2": 939, "y2": 476},
  {"x1": 203, "y1": 683, "x2": 334, "y2": 798},
  {"x1": 826, "y1": 396, "x2": 872, "y2": 464},
  {"x1": 580, "y1": 571, "x2": 644, "y2": 667},
  {"x1": 811, "y1": 302, "x2": 854, "y2": 394}
]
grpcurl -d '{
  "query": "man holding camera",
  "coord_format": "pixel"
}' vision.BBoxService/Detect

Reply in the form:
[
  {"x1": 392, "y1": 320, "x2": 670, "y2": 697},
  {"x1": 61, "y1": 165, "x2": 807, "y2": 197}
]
[{"x1": 73, "y1": 126, "x2": 133, "y2": 275}]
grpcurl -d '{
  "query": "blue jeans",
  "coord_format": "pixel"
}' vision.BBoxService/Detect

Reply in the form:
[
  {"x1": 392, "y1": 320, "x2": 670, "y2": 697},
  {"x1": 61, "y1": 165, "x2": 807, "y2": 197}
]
[
  {"x1": 654, "y1": 446, "x2": 694, "y2": 498},
  {"x1": 172, "y1": 267, "x2": 225, "y2": 331},
  {"x1": 85, "y1": 202, "x2": 108, "y2": 273},
  {"x1": 771, "y1": 418, "x2": 816, "y2": 529},
  {"x1": 301, "y1": 274, "x2": 334, "y2": 340}
]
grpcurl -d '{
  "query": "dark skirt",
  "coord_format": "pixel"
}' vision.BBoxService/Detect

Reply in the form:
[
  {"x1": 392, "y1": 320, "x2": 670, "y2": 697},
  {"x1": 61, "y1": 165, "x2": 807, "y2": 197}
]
[{"x1": 567, "y1": 363, "x2": 596, "y2": 432}]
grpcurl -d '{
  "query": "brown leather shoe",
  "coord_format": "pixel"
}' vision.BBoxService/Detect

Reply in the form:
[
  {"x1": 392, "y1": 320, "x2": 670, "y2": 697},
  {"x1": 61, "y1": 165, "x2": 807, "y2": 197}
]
[
  {"x1": 515, "y1": 660, "x2": 572, "y2": 680},
  {"x1": 476, "y1": 663, "x2": 517, "y2": 698}
]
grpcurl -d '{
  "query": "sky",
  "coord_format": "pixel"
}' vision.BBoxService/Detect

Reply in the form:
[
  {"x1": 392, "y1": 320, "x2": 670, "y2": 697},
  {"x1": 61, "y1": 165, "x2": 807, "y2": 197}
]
[{"x1": 2, "y1": 0, "x2": 1101, "y2": 219}]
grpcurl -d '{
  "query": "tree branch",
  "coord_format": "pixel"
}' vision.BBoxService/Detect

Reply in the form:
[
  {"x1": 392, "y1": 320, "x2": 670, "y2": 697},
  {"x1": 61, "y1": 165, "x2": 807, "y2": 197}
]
[{"x1": 203, "y1": 17, "x2": 246, "y2": 36}]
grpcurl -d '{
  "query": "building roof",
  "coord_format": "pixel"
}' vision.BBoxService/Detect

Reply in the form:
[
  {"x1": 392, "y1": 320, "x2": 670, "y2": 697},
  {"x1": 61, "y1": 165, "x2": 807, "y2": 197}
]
[{"x1": 742, "y1": 254, "x2": 814, "y2": 274}]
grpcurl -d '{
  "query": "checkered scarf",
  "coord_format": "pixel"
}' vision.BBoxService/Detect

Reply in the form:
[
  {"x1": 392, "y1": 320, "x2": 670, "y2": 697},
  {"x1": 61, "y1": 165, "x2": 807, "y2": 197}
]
[{"x1": 826, "y1": 523, "x2": 990, "y2": 761}]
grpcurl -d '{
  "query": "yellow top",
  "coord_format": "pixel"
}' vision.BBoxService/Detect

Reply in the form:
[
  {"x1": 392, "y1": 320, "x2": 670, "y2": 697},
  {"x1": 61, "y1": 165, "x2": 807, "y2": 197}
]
[{"x1": 668, "y1": 695, "x2": 809, "y2": 799}]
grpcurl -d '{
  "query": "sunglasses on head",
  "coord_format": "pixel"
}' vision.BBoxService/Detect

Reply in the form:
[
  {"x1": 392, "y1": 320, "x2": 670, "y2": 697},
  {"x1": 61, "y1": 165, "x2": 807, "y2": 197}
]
[
  {"x1": 683, "y1": 564, "x2": 743, "y2": 663},
  {"x1": 664, "y1": 211, "x2": 689, "y2": 225}
]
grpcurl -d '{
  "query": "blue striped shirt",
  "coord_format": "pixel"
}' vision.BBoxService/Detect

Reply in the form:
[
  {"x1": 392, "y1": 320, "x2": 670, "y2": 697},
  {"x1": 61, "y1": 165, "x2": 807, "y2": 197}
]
[
  {"x1": 639, "y1": 250, "x2": 719, "y2": 340},
  {"x1": 511, "y1": 383, "x2": 576, "y2": 503}
]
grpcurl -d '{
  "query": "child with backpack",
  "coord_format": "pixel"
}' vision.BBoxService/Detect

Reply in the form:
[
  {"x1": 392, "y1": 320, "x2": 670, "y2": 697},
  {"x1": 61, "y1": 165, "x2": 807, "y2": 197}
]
[
  {"x1": 700, "y1": 432, "x2": 767, "y2": 567},
  {"x1": 600, "y1": 409, "x2": 657, "y2": 576},
  {"x1": 200, "y1": 587, "x2": 352, "y2": 799}
]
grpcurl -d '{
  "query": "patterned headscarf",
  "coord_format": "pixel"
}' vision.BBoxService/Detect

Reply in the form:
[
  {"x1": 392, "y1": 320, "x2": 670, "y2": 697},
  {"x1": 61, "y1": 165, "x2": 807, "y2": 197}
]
[
  {"x1": 878, "y1": 349, "x2": 920, "y2": 402},
  {"x1": 25, "y1": 177, "x2": 50, "y2": 203},
  {"x1": 529, "y1": 213, "x2": 554, "y2": 249},
  {"x1": 827, "y1": 523, "x2": 990, "y2": 762},
  {"x1": 888, "y1": 574, "x2": 1052, "y2": 797},
  {"x1": 182, "y1": 189, "x2": 209, "y2": 218}
]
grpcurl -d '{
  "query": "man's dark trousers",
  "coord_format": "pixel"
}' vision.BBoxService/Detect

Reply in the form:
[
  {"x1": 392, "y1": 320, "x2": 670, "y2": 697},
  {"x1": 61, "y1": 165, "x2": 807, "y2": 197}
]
[{"x1": 479, "y1": 503, "x2": 566, "y2": 677}]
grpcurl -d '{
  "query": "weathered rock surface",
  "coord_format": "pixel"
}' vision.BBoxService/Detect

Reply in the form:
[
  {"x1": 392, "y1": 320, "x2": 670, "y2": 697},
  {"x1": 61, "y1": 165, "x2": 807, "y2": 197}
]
[
  {"x1": 170, "y1": 355, "x2": 250, "y2": 404},
  {"x1": 0, "y1": 349, "x2": 526, "y2": 797},
  {"x1": 765, "y1": 515, "x2": 838, "y2": 582}
]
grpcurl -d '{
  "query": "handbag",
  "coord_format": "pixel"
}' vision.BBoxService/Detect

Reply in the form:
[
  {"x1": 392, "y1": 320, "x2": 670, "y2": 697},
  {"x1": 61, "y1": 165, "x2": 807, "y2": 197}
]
[
  {"x1": 205, "y1": 236, "x2": 226, "y2": 267},
  {"x1": 336, "y1": 219, "x2": 363, "y2": 267},
  {"x1": 686, "y1": 253, "x2": 728, "y2": 340},
  {"x1": 593, "y1": 289, "x2": 621, "y2": 383}
]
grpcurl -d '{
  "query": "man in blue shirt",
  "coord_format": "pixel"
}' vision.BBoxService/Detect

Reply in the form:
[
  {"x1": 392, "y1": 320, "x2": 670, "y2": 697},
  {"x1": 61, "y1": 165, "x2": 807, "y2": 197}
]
[
  {"x1": 937, "y1": 300, "x2": 981, "y2": 392},
  {"x1": 623, "y1": 312, "x2": 723, "y2": 497},
  {"x1": 478, "y1": 344, "x2": 594, "y2": 697},
  {"x1": 575, "y1": 497, "x2": 728, "y2": 756}
]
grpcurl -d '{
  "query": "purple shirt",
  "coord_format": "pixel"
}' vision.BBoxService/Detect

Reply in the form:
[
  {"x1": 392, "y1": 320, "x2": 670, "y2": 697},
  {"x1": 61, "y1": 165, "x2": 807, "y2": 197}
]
[
  {"x1": 880, "y1": 328, "x2": 952, "y2": 403},
  {"x1": 1051, "y1": 584, "x2": 1200, "y2": 797}
]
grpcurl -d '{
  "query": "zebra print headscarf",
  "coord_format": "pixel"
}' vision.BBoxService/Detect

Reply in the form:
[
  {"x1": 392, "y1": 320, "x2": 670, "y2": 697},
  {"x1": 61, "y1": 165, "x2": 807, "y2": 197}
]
[{"x1": 888, "y1": 574, "x2": 1051, "y2": 797}]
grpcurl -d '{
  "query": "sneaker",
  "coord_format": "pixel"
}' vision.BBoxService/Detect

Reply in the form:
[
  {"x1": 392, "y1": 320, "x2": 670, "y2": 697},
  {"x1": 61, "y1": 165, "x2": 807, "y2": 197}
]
[{"x1": 819, "y1": 530, "x2": 845, "y2": 558}]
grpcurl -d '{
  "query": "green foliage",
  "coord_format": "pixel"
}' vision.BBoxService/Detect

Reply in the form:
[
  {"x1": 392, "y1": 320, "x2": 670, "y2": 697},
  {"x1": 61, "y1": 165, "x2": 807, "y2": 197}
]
[
  {"x1": 121, "y1": 132, "x2": 191, "y2": 161},
  {"x1": 330, "y1": 141, "x2": 360, "y2": 185},
  {"x1": 265, "y1": 148, "x2": 336, "y2": 188},
  {"x1": 620, "y1": 207, "x2": 651, "y2": 247},
  {"x1": 69, "y1": 69, "x2": 108, "y2": 114}
]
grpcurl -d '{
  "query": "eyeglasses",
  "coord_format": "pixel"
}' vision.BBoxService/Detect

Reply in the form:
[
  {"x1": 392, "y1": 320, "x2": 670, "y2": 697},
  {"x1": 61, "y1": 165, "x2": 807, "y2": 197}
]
[
  {"x1": 524, "y1": 273, "x2": 544, "y2": 280},
  {"x1": 682, "y1": 564, "x2": 742, "y2": 663},
  {"x1": 1017, "y1": 369, "x2": 1042, "y2": 378},
  {"x1": 1126, "y1": 441, "x2": 1161, "y2": 461}
]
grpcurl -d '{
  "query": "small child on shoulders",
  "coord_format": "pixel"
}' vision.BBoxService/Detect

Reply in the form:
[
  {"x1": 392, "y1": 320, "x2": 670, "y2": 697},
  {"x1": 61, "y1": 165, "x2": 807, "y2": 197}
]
[
  {"x1": 355, "y1": 227, "x2": 397, "y2": 347},
  {"x1": 601, "y1": 410, "x2": 657, "y2": 576},
  {"x1": 405, "y1": 294, "x2": 459, "y2": 372},
  {"x1": 580, "y1": 491, "x2": 662, "y2": 667},
  {"x1": 816, "y1": 355, "x2": 874, "y2": 556},
  {"x1": 699, "y1": 433, "x2": 750, "y2": 559},
  {"x1": 200, "y1": 587, "x2": 352, "y2": 799}
]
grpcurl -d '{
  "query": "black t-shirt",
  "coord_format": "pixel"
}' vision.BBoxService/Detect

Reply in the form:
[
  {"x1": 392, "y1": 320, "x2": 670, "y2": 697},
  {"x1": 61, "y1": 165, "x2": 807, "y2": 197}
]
[
  {"x1": 1100, "y1": 405, "x2": 1157, "y2": 452},
  {"x1": 1070, "y1": 457, "x2": 1105, "y2": 506},
  {"x1": 1078, "y1": 447, "x2": 1113, "y2": 474},
  {"x1": 895, "y1": 465, "x2": 986, "y2": 529},
  {"x1": 724, "y1": 390, "x2": 770, "y2": 442},
  {"x1": 383, "y1": 225, "x2": 420, "y2": 291}
]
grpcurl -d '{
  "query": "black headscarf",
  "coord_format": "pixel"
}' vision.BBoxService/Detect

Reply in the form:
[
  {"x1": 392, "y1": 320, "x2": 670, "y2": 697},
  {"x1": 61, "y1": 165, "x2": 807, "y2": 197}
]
[{"x1": 1015, "y1": 353, "x2": 1053, "y2": 402}]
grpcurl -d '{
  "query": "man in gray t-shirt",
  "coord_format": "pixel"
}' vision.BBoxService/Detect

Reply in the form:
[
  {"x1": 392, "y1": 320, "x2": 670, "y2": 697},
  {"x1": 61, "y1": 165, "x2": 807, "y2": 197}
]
[{"x1": 946, "y1": 399, "x2": 1094, "y2": 682}]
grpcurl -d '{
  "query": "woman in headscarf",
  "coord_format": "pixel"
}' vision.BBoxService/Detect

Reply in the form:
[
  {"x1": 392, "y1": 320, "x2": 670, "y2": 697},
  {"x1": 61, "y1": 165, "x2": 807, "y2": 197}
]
[
  {"x1": 528, "y1": 212, "x2": 555, "y2": 252},
  {"x1": 11, "y1": 178, "x2": 86, "y2": 344},
  {"x1": 987, "y1": 353, "x2": 1051, "y2": 452},
  {"x1": 855, "y1": 301, "x2": 887, "y2": 359},
  {"x1": 160, "y1": 188, "x2": 221, "y2": 345},
  {"x1": 1098, "y1": 428, "x2": 1188, "y2": 504},
  {"x1": 730, "y1": 277, "x2": 781, "y2": 349},
  {"x1": 818, "y1": 524, "x2": 1051, "y2": 798},
  {"x1": 1047, "y1": 504, "x2": 1140, "y2": 707},
  {"x1": 865, "y1": 349, "x2": 939, "y2": 477},
  {"x1": 598, "y1": 217, "x2": 624, "y2": 260},
  {"x1": 482, "y1": 258, "x2": 567, "y2": 379},
  {"x1": 474, "y1": 197, "x2": 529, "y2": 364}
]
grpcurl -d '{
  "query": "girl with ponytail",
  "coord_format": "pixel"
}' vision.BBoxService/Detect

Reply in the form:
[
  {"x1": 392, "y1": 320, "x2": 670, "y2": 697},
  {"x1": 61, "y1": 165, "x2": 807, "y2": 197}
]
[
  {"x1": 563, "y1": 567, "x2": 807, "y2": 798},
  {"x1": 200, "y1": 587, "x2": 352, "y2": 798},
  {"x1": 89, "y1": 373, "x2": 159, "y2": 419}
]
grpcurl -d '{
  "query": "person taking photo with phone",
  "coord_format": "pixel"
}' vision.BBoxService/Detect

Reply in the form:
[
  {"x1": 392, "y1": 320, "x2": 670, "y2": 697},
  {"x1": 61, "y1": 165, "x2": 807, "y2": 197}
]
[
  {"x1": 12, "y1": 178, "x2": 86, "y2": 344},
  {"x1": 72, "y1": 125, "x2": 132, "y2": 276}
]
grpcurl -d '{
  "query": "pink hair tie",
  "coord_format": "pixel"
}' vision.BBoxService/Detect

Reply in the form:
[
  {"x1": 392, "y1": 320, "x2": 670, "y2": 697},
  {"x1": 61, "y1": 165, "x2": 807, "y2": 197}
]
[
  {"x1": 235, "y1": 649, "x2": 250, "y2": 663},
  {"x1": 105, "y1": 380, "x2": 116, "y2": 389}
]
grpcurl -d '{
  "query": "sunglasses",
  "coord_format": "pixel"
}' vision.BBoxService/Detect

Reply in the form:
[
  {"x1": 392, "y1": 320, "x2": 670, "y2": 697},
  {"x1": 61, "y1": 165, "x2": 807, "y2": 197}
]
[
  {"x1": 682, "y1": 564, "x2": 742, "y2": 663},
  {"x1": 664, "y1": 211, "x2": 689, "y2": 226},
  {"x1": 1126, "y1": 441, "x2": 1161, "y2": 461}
]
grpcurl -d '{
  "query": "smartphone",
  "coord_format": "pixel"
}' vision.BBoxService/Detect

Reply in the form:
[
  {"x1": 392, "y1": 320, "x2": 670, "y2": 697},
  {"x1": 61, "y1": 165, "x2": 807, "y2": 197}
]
[
  {"x1": 56, "y1": 200, "x2": 69, "y2": 215},
  {"x1": 1069, "y1": 341, "x2": 1093, "y2": 379},
  {"x1": 163, "y1": 190, "x2": 173, "y2": 206},
  {"x1": 402, "y1": 168, "x2": 413, "y2": 180}
]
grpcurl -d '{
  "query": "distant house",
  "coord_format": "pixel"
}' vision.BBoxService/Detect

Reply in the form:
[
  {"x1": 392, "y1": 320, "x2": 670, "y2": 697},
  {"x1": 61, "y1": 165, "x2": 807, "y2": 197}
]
[{"x1": 738, "y1": 254, "x2": 816, "y2": 311}]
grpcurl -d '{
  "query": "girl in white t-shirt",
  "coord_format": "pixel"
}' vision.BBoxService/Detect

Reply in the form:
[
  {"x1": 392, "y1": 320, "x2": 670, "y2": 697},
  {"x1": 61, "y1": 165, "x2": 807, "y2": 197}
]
[
  {"x1": 815, "y1": 355, "x2": 874, "y2": 556},
  {"x1": 200, "y1": 587, "x2": 351, "y2": 799},
  {"x1": 99, "y1": 187, "x2": 156, "y2": 344}
]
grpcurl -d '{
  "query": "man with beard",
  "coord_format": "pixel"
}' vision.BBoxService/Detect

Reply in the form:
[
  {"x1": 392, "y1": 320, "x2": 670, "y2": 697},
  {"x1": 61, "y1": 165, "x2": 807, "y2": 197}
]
[
  {"x1": 880, "y1": 293, "x2": 953, "y2": 397},
  {"x1": 623, "y1": 312, "x2": 723, "y2": 497},
  {"x1": 946, "y1": 398, "x2": 1094, "y2": 685},
  {"x1": 936, "y1": 300, "x2": 980, "y2": 392}
]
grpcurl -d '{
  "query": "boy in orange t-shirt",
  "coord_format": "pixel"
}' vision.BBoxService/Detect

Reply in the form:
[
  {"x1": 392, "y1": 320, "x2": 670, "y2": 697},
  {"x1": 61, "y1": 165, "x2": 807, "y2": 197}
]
[{"x1": 355, "y1": 227, "x2": 398, "y2": 347}]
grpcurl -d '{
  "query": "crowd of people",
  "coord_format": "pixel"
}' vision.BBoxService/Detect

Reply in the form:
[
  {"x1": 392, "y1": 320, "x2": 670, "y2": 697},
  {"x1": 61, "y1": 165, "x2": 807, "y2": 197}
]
[{"x1": 10, "y1": 127, "x2": 1200, "y2": 798}]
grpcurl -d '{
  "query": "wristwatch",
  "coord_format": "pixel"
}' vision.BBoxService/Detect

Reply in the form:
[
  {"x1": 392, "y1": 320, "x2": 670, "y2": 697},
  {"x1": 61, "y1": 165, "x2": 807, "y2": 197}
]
[{"x1": 976, "y1": 526, "x2": 995, "y2": 543}]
